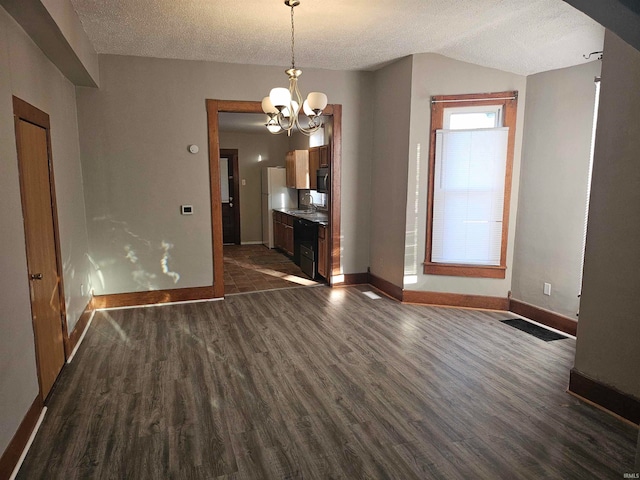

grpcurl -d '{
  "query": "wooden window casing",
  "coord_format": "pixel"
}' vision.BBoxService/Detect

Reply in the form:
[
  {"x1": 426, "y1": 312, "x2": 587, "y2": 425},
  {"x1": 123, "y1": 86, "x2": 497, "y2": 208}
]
[{"x1": 424, "y1": 91, "x2": 518, "y2": 279}]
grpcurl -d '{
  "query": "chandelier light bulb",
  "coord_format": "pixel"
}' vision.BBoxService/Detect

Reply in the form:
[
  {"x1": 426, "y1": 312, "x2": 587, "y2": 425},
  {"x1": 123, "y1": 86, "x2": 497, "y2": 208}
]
[
  {"x1": 265, "y1": 116, "x2": 282, "y2": 133},
  {"x1": 270, "y1": 87, "x2": 291, "y2": 109},
  {"x1": 306, "y1": 92, "x2": 328, "y2": 113},
  {"x1": 282, "y1": 100, "x2": 299, "y2": 118},
  {"x1": 302, "y1": 99, "x2": 315, "y2": 117},
  {"x1": 262, "y1": 96, "x2": 278, "y2": 114}
]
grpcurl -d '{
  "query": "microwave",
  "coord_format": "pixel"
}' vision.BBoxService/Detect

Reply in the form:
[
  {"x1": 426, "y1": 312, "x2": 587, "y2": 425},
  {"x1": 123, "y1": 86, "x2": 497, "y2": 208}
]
[{"x1": 316, "y1": 167, "x2": 329, "y2": 193}]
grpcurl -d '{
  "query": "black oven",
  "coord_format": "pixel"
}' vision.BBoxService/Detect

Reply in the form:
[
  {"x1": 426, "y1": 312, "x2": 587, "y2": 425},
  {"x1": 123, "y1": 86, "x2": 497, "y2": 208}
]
[
  {"x1": 293, "y1": 218, "x2": 318, "y2": 279},
  {"x1": 316, "y1": 167, "x2": 329, "y2": 193}
]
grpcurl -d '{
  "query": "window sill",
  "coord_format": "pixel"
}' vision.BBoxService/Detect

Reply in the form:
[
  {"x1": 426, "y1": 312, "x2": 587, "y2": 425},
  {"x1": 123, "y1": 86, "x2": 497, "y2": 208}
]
[{"x1": 423, "y1": 262, "x2": 506, "y2": 279}]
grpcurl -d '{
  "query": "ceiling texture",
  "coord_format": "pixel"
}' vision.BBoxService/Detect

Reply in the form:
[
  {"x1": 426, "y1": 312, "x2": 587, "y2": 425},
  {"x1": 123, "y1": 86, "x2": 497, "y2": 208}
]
[{"x1": 69, "y1": 0, "x2": 604, "y2": 76}]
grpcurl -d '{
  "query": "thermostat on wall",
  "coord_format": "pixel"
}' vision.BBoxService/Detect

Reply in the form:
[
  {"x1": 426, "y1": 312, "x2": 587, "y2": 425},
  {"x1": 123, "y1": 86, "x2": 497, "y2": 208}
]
[
  {"x1": 188, "y1": 144, "x2": 199, "y2": 154},
  {"x1": 181, "y1": 205, "x2": 193, "y2": 215}
]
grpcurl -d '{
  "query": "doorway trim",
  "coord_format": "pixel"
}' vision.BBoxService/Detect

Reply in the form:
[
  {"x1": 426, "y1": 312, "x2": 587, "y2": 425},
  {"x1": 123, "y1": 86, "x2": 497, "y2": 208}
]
[
  {"x1": 206, "y1": 99, "x2": 342, "y2": 295},
  {"x1": 220, "y1": 148, "x2": 241, "y2": 245},
  {"x1": 12, "y1": 96, "x2": 69, "y2": 371}
]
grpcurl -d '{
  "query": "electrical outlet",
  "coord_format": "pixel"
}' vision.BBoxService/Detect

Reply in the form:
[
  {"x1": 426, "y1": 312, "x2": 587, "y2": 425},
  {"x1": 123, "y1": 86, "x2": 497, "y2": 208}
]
[{"x1": 543, "y1": 283, "x2": 551, "y2": 296}]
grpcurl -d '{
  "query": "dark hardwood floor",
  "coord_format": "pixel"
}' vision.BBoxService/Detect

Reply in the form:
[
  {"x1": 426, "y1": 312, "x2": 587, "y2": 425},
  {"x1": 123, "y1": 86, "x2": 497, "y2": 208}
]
[
  {"x1": 224, "y1": 245, "x2": 318, "y2": 295},
  {"x1": 17, "y1": 285, "x2": 637, "y2": 479}
]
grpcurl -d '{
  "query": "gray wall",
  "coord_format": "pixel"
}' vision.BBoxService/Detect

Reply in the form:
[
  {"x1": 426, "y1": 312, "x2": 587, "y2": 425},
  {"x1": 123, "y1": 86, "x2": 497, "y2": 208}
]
[
  {"x1": 574, "y1": 30, "x2": 640, "y2": 398},
  {"x1": 40, "y1": 0, "x2": 100, "y2": 84},
  {"x1": 369, "y1": 57, "x2": 413, "y2": 286},
  {"x1": 404, "y1": 54, "x2": 527, "y2": 297},
  {"x1": 76, "y1": 54, "x2": 374, "y2": 295},
  {"x1": 512, "y1": 61, "x2": 601, "y2": 318},
  {"x1": 0, "y1": 5, "x2": 91, "y2": 457},
  {"x1": 564, "y1": 0, "x2": 640, "y2": 53},
  {"x1": 219, "y1": 130, "x2": 290, "y2": 244}
]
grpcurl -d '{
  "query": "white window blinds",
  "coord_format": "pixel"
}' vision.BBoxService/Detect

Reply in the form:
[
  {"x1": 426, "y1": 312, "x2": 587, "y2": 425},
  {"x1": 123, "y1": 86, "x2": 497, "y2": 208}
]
[{"x1": 432, "y1": 128, "x2": 509, "y2": 265}]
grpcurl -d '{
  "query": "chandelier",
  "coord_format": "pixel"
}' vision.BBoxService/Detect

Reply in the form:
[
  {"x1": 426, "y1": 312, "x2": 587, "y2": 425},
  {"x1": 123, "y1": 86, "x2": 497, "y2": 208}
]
[{"x1": 262, "y1": 0, "x2": 328, "y2": 136}]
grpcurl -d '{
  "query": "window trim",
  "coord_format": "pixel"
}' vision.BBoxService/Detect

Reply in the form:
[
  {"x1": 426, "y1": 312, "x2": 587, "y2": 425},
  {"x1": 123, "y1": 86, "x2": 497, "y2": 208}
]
[{"x1": 424, "y1": 91, "x2": 518, "y2": 279}]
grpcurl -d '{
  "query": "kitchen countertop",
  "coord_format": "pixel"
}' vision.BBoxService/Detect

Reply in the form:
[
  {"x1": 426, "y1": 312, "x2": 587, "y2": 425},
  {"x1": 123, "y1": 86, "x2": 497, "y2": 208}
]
[{"x1": 274, "y1": 208, "x2": 329, "y2": 226}]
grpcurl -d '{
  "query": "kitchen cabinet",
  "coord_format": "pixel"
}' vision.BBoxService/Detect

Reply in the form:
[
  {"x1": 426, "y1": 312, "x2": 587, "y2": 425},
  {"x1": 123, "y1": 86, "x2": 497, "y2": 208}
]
[
  {"x1": 308, "y1": 145, "x2": 330, "y2": 190},
  {"x1": 308, "y1": 147, "x2": 319, "y2": 190},
  {"x1": 285, "y1": 150, "x2": 310, "y2": 189},
  {"x1": 319, "y1": 145, "x2": 330, "y2": 168},
  {"x1": 318, "y1": 224, "x2": 328, "y2": 280},
  {"x1": 284, "y1": 221, "x2": 294, "y2": 256},
  {"x1": 273, "y1": 212, "x2": 282, "y2": 249},
  {"x1": 273, "y1": 211, "x2": 294, "y2": 257}
]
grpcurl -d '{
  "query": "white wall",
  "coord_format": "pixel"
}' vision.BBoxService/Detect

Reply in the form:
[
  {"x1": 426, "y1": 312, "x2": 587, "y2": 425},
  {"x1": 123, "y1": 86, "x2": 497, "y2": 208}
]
[
  {"x1": 76, "y1": 54, "x2": 374, "y2": 295},
  {"x1": 219, "y1": 130, "x2": 290, "y2": 244},
  {"x1": 574, "y1": 31, "x2": 640, "y2": 398},
  {"x1": 512, "y1": 61, "x2": 601, "y2": 318},
  {"x1": 404, "y1": 54, "x2": 527, "y2": 297},
  {"x1": 369, "y1": 57, "x2": 413, "y2": 286},
  {"x1": 0, "y1": 4, "x2": 91, "y2": 457}
]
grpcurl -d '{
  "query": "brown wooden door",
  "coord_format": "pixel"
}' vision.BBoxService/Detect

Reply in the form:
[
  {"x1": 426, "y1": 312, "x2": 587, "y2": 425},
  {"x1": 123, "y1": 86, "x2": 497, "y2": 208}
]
[
  {"x1": 220, "y1": 149, "x2": 240, "y2": 244},
  {"x1": 15, "y1": 115, "x2": 65, "y2": 400}
]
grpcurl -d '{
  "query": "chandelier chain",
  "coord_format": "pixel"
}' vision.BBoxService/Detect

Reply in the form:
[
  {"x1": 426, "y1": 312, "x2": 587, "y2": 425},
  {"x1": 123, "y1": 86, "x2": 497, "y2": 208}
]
[{"x1": 290, "y1": 4, "x2": 295, "y2": 69}]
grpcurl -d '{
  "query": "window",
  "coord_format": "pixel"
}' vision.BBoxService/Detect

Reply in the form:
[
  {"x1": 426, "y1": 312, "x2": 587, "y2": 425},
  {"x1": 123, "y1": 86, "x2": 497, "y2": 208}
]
[
  {"x1": 425, "y1": 92, "x2": 518, "y2": 279},
  {"x1": 579, "y1": 78, "x2": 600, "y2": 292}
]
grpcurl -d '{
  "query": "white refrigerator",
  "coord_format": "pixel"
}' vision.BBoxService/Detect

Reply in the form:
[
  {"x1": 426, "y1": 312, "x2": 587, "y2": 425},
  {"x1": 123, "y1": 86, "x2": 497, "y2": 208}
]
[{"x1": 262, "y1": 167, "x2": 297, "y2": 248}]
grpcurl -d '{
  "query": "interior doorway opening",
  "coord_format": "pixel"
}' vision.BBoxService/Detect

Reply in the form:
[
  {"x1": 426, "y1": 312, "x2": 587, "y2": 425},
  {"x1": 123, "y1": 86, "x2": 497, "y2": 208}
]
[
  {"x1": 220, "y1": 149, "x2": 240, "y2": 245},
  {"x1": 206, "y1": 100, "x2": 342, "y2": 297}
]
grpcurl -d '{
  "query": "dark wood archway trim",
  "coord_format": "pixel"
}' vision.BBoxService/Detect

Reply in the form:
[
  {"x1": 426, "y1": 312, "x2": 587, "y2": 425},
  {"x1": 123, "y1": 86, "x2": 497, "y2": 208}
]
[{"x1": 206, "y1": 100, "x2": 342, "y2": 291}]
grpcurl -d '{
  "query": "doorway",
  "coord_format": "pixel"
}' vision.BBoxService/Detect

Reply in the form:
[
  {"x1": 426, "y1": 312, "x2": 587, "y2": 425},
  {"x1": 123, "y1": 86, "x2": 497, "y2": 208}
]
[
  {"x1": 220, "y1": 149, "x2": 240, "y2": 245},
  {"x1": 206, "y1": 100, "x2": 342, "y2": 297},
  {"x1": 13, "y1": 96, "x2": 67, "y2": 401}
]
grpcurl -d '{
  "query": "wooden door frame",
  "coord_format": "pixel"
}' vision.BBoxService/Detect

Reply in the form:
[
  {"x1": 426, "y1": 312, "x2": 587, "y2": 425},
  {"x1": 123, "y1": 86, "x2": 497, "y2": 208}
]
[
  {"x1": 206, "y1": 99, "x2": 342, "y2": 295},
  {"x1": 220, "y1": 148, "x2": 241, "y2": 245},
  {"x1": 12, "y1": 96, "x2": 69, "y2": 373}
]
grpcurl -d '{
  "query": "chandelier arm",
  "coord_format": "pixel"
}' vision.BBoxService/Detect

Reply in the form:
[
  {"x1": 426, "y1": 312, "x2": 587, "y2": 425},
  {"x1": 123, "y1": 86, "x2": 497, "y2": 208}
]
[{"x1": 276, "y1": 113, "x2": 294, "y2": 131}]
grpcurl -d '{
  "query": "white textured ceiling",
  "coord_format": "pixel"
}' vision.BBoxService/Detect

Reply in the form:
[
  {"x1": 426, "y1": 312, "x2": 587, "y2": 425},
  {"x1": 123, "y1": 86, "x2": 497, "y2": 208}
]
[{"x1": 69, "y1": 0, "x2": 604, "y2": 76}]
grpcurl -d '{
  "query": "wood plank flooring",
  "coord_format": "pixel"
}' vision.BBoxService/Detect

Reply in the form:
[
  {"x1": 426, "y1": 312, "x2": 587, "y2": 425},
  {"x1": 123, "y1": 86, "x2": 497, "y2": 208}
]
[{"x1": 17, "y1": 285, "x2": 638, "y2": 479}]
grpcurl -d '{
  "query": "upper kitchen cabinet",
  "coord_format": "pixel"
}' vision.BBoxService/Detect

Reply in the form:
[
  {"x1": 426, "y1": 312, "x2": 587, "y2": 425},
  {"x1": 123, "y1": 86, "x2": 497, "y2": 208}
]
[
  {"x1": 308, "y1": 145, "x2": 330, "y2": 190},
  {"x1": 308, "y1": 148, "x2": 319, "y2": 190},
  {"x1": 319, "y1": 145, "x2": 330, "y2": 168},
  {"x1": 286, "y1": 150, "x2": 310, "y2": 189}
]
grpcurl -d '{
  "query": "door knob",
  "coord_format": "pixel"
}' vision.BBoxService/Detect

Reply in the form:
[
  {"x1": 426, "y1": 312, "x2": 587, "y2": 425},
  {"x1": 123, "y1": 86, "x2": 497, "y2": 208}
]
[
  {"x1": 30, "y1": 273, "x2": 43, "y2": 280},
  {"x1": 229, "y1": 203, "x2": 234, "y2": 207}
]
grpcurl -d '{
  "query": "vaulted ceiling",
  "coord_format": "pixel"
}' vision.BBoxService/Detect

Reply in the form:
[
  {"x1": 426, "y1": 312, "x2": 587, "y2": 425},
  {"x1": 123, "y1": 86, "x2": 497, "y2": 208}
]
[{"x1": 68, "y1": 0, "x2": 604, "y2": 76}]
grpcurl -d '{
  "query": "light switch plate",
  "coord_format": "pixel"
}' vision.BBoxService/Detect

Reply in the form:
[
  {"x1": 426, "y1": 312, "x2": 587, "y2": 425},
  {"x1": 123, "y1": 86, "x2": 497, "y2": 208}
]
[{"x1": 181, "y1": 205, "x2": 193, "y2": 215}]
